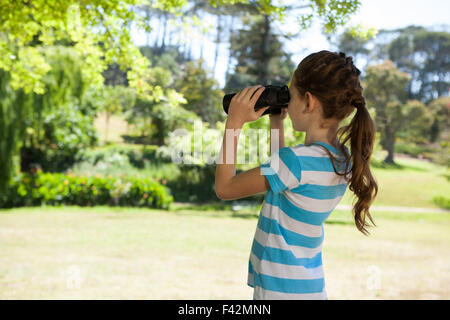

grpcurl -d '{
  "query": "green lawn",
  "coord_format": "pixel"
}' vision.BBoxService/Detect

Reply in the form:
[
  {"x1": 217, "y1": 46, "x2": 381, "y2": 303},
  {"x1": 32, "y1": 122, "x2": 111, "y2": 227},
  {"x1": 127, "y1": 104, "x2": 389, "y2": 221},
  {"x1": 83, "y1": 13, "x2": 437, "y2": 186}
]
[
  {"x1": 1, "y1": 205, "x2": 449, "y2": 299},
  {"x1": 340, "y1": 156, "x2": 450, "y2": 209}
]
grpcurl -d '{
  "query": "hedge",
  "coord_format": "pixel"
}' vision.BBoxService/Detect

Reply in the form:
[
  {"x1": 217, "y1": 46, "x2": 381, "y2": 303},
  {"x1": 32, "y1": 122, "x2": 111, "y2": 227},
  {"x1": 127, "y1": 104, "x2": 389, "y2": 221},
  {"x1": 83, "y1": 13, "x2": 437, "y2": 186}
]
[{"x1": 0, "y1": 171, "x2": 173, "y2": 209}]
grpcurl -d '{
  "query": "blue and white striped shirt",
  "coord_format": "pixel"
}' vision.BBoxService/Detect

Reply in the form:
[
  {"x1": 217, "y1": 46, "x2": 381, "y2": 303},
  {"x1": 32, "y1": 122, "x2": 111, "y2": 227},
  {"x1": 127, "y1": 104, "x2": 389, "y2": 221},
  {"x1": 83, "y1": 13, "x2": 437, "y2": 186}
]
[{"x1": 247, "y1": 141, "x2": 352, "y2": 300}]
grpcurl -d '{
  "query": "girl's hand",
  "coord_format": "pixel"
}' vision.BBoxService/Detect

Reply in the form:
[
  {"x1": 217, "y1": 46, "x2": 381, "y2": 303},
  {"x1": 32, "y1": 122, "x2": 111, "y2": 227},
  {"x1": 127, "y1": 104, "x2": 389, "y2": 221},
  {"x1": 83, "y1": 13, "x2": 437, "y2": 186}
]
[
  {"x1": 269, "y1": 108, "x2": 288, "y2": 123},
  {"x1": 228, "y1": 85, "x2": 269, "y2": 126}
]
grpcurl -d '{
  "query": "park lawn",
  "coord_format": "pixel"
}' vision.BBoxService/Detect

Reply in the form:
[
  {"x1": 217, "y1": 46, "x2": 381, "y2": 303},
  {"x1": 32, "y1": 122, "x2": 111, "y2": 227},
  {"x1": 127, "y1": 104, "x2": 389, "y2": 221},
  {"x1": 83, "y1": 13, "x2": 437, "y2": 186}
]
[
  {"x1": 94, "y1": 112, "x2": 129, "y2": 144},
  {"x1": 0, "y1": 205, "x2": 449, "y2": 299},
  {"x1": 339, "y1": 156, "x2": 450, "y2": 209}
]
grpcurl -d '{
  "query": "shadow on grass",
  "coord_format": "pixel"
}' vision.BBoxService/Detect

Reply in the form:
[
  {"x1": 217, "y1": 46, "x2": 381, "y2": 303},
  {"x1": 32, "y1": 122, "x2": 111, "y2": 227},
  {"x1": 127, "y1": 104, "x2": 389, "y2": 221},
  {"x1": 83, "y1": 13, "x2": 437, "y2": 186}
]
[
  {"x1": 171, "y1": 202, "x2": 232, "y2": 211},
  {"x1": 231, "y1": 212, "x2": 259, "y2": 219},
  {"x1": 325, "y1": 219, "x2": 353, "y2": 226},
  {"x1": 370, "y1": 158, "x2": 427, "y2": 172}
]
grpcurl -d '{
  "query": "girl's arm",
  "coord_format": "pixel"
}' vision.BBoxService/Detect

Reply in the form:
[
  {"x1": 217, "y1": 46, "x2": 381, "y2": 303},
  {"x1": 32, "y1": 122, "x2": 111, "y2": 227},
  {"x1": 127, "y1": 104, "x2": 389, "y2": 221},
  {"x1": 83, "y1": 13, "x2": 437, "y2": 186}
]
[{"x1": 215, "y1": 86, "x2": 270, "y2": 200}]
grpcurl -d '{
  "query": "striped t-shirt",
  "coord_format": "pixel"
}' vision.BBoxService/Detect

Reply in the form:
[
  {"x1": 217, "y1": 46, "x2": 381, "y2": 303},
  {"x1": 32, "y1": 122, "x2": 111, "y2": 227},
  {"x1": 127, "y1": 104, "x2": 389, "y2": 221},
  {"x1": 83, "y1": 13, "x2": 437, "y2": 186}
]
[{"x1": 247, "y1": 141, "x2": 352, "y2": 300}]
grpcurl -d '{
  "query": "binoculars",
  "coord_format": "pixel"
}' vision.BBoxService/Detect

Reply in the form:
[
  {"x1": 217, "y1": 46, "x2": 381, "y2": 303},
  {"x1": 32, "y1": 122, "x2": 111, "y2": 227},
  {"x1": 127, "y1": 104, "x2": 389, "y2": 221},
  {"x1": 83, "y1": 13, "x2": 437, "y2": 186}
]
[{"x1": 222, "y1": 85, "x2": 290, "y2": 116}]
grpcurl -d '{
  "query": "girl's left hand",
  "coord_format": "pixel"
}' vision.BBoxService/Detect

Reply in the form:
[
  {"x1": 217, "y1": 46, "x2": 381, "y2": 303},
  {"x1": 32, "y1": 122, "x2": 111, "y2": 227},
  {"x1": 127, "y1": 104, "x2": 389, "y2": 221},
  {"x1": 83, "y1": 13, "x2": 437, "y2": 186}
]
[{"x1": 228, "y1": 85, "x2": 269, "y2": 125}]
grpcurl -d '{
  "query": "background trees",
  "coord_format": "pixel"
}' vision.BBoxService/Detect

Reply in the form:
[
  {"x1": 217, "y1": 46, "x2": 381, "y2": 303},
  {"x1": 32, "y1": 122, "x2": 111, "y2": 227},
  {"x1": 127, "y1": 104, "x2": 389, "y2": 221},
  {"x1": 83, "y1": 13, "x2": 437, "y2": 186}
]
[
  {"x1": 364, "y1": 61, "x2": 411, "y2": 163},
  {"x1": 0, "y1": 0, "x2": 449, "y2": 195}
]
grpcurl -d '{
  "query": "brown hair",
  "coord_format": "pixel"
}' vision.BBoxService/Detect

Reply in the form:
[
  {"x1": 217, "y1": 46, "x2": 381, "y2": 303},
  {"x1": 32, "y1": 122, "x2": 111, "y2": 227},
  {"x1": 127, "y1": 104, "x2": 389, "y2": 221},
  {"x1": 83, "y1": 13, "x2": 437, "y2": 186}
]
[{"x1": 293, "y1": 50, "x2": 378, "y2": 235}]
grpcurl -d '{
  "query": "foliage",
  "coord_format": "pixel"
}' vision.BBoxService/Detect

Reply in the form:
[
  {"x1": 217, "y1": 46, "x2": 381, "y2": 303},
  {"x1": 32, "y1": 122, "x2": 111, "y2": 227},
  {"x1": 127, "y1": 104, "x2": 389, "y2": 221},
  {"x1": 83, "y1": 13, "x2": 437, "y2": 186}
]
[
  {"x1": 432, "y1": 196, "x2": 450, "y2": 210},
  {"x1": 346, "y1": 26, "x2": 450, "y2": 101},
  {"x1": 308, "y1": 0, "x2": 361, "y2": 34},
  {"x1": 20, "y1": 99, "x2": 99, "y2": 173},
  {"x1": 0, "y1": 0, "x2": 299, "y2": 96},
  {"x1": 394, "y1": 141, "x2": 434, "y2": 158},
  {"x1": 0, "y1": 0, "x2": 365, "y2": 192},
  {"x1": 74, "y1": 144, "x2": 171, "y2": 170},
  {"x1": 335, "y1": 28, "x2": 373, "y2": 69},
  {"x1": 20, "y1": 46, "x2": 99, "y2": 173},
  {"x1": 0, "y1": 75, "x2": 30, "y2": 194},
  {"x1": 226, "y1": 14, "x2": 295, "y2": 90},
  {"x1": 363, "y1": 60, "x2": 411, "y2": 163},
  {"x1": 97, "y1": 85, "x2": 137, "y2": 143},
  {"x1": 428, "y1": 96, "x2": 450, "y2": 143},
  {"x1": 125, "y1": 65, "x2": 199, "y2": 145},
  {"x1": 412, "y1": 29, "x2": 450, "y2": 101},
  {"x1": 397, "y1": 100, "x2": 432, "y2": 144},
  {"x1": 175, "y1": 59, "x2": 226, "y2": 127},
  {"x1": 0, "y1": 170, "x2": 173, "y2": 209},
  {"x1": 0, "y1": 46, "x2": 100, "y2": 193}
]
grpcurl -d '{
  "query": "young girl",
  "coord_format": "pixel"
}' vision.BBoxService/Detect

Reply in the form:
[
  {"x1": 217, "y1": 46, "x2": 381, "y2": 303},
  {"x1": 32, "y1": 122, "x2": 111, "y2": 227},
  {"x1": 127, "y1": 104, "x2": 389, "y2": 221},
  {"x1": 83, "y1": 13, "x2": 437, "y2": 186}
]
[{"x1": 215, "y1": 50, "x2": 378, "y2": 300}]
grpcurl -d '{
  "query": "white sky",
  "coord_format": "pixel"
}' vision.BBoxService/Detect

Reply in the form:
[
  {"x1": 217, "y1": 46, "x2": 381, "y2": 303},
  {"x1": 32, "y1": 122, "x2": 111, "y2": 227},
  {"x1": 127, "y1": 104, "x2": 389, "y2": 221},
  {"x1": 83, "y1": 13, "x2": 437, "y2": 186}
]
[{"x1": 132, "y1": 0, "x2": 450, "y2": 88}]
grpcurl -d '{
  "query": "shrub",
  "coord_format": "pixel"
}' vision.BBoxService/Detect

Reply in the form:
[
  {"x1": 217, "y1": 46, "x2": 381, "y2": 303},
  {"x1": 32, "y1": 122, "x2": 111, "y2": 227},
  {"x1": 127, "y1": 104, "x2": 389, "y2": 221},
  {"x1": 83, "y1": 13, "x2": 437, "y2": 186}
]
[
  {"x1": 432, "y1": 196, "x2": 450, "y2": 210},
  {"x1": 74, "y1": 144, "x2": 171, "y2": 170},
  {"x1": 394, "y1": 142, "x2": 431, "y2": 157},
  {"x1": 164, "y1": 164, "x2": 265, "y2": 203},
  {"x1": 0, "y1": 171, "x2": 173, "y2": 209}
]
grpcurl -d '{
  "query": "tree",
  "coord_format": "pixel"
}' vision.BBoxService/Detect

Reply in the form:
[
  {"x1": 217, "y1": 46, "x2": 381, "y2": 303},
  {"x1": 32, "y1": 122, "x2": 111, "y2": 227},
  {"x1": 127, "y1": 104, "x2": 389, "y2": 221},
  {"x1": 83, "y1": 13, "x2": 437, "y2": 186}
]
[
  {"x1": 372, "y1": 26, "x2": 450, "y2": 102},
  {"x1": 334, "y1": 27, "x2": 377, "y2": 72},
  {"x1": 125, "y1": 66, "x2": 198, "y2": 146},
  {"x1": 224, "y1": 0, "x2": 365, "y2": 91},
  {"x1": 175, "y1": 59, "x2": 226, "y2": 127},
  {"x1": 100, "y1": 85, "x2": 136, "y2": 144},
  {"x1": 398, "y1": 100, "x2": 432, "y2": 145},
  {"x1": 225, "y1": 14, "x2": 295, "y2": 91},
  {"x1": 364, "y1": 60, "x2": 411, "y2": 163},
  {"x1": 428, "y1": 96, "x2": 450, "y2": 143},
  {"x1": 413, "y1": 29, "x2": 450, "y2": 101},
  {"x1": 0, "y1": 46, "x2": 99, "y2": 180},
  {"x1": 0, "y1": 0, "x2": 290, "y2": 192}
]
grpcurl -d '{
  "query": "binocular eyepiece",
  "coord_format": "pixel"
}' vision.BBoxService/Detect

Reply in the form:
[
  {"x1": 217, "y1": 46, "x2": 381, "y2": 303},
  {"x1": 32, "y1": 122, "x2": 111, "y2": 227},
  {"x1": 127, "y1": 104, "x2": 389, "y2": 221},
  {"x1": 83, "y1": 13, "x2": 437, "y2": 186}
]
[{"x1": 222, "y1": 85, "x2": 290, "y2": 116}]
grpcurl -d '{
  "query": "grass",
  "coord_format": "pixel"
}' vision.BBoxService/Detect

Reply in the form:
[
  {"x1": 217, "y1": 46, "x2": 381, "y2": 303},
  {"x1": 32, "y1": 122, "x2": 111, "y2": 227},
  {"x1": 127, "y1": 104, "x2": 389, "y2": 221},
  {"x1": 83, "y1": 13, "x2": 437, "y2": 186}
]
[
  {"x1": 340, "y1": 156, "x2": 450, "y2": 209},
  {"x1": 3, "y1": 117, "x2": 447, "y2": 299},
  {"x1": 0, "y1": 205, "x2": 449, "y2": 299},
  {"x1": 93, "y1": 112, "x2": 129, "y2": 144}
]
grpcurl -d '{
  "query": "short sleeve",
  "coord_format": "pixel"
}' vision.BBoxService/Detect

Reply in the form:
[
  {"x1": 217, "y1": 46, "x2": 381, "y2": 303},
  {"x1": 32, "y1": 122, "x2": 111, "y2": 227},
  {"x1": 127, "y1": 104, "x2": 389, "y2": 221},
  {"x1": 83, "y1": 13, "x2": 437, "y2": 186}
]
[{"x1": 260, "y1": 147, "x2": 302, "y2": 193}]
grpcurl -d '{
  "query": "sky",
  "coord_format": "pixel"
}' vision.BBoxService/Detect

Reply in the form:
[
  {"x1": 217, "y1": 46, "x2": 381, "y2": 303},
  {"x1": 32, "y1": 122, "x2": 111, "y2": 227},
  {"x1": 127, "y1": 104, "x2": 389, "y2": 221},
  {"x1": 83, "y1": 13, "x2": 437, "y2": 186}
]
[{"x1": 132, "y1": 0, "x2": 450, "y2": 88}]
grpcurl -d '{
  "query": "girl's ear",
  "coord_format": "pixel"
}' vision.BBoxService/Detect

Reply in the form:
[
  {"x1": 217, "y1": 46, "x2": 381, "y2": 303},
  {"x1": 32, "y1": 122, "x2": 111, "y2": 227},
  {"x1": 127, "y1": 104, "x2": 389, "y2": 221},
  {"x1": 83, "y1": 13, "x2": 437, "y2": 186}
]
[{"x1": 304, "y1": 92, "x2": 312, "y2": 112}]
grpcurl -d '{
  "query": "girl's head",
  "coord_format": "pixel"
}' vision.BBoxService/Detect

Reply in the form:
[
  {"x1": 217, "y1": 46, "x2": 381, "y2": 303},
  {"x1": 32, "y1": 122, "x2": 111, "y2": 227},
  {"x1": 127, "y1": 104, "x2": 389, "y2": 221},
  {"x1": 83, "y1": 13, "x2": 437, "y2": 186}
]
[{"x1": 289, "y1": 50, "x2": 378, "y2": 235}]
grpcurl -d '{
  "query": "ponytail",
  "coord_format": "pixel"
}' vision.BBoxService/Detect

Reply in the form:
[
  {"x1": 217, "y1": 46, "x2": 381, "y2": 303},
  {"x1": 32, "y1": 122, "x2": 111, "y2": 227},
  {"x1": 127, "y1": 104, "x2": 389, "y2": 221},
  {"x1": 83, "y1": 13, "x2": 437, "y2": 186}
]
[{"x1": 338, "y1": 101, "x2": 378, "y2": 235}]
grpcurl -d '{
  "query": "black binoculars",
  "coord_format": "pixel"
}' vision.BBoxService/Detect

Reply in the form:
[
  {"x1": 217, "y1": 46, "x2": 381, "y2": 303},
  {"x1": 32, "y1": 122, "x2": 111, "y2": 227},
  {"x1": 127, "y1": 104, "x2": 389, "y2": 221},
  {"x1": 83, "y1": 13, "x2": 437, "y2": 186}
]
[{"x1": 222, "y1": 85, "x2": 290, "y2": 116}]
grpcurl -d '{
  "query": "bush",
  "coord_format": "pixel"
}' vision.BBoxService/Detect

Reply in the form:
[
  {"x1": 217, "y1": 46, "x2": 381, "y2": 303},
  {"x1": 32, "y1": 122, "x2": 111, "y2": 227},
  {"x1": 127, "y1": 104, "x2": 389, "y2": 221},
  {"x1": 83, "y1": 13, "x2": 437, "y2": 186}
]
[
  {"x1": 74, "y1": 144, "x2": 171, "y2": 170},
  {"x1": 432, "y1": 196, "x2": 450, "y2": 210},
  {"x1": 165, "y1": 164, "x2": 265, "y2": 203},
  {"x1": 394, "y1": 142, "x2": 432, "y2": 157},
  {"x1": 0, "y1": 171, "x2": 173, "y2": 209}
]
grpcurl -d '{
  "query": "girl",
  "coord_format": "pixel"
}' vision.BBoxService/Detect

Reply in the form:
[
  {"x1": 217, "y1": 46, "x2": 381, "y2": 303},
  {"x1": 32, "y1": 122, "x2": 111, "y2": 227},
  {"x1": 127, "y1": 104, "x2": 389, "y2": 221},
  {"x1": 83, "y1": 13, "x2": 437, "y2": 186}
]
[{"x1": 215, "y1": 50, "x2": 378, "y2": 300}]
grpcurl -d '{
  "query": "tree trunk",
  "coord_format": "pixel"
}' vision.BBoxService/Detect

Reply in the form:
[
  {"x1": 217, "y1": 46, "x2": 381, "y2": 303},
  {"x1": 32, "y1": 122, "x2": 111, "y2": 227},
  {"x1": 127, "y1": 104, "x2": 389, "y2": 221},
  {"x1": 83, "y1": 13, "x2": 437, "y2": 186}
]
[
  {"x1": 213, "y1": 14, "x2": 222, "y2": 78},
  {"x1": 154, "y1": 118, "x2": 165, "y2": 146},
  {"x1": 154, "y1": 14, "x2": 162, "y2": 48},
  {"x1": 430, "y1": 118, "x2": 440, "y2": 143},
  {"x1": 145, "y1": 7, "x2": 151, "y2": 46},
  {"x1": 161, "y1": 12, "x2": 167, "y2": 50},
  {"x1": 105, "y1": 112, "x2": 110, "y2": 144},
  {"x1": 257, "y1": 15, "x2": 270, "y2": 85},
  {"x1": 384, "y1": 124, "x2": 395, "y2": 164},
  {"x1": 224, "y1": 15, "x2": 235, "y2": 85}
]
